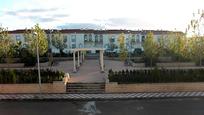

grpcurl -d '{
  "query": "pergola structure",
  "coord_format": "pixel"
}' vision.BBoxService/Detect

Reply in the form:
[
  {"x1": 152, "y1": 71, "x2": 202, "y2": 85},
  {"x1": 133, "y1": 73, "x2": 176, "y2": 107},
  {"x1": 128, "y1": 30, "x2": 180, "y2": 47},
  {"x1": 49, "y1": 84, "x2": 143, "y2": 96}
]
[{"x1": 70, "y1": 48, "x2": 105, "y2": 73}]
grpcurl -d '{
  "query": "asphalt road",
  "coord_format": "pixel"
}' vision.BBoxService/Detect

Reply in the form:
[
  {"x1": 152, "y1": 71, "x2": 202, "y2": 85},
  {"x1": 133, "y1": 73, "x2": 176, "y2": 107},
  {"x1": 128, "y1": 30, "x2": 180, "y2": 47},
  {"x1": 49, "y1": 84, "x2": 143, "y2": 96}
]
[{"x1": 1, "y1": 98, "x2": 204, "y2": 115}]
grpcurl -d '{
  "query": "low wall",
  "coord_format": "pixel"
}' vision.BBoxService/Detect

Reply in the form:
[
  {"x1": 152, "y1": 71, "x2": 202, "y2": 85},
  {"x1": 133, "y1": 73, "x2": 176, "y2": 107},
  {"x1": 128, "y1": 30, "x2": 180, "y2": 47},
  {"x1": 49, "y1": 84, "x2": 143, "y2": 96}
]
[
  {"x1": 53, "y1": 57, "x2": 73, "y2": 61},
  {"x1": 106, "y1": 82, "x2": 204, "y2": 93},
  {"x1": 131, "y1": 63, "x2": 145, "y2": 67},
  {"x1": 158, "y1": 57, "x2": 172, "y2": 62},
  {"x1": 0, "y1": 63, "x2": 24, "y2": 68},
  {"x1": 156, "y1": 62, "x2": 196, "y2": 67},
  {"x1": 0, "y1": 81, "x2": 66, "y2": 93}
]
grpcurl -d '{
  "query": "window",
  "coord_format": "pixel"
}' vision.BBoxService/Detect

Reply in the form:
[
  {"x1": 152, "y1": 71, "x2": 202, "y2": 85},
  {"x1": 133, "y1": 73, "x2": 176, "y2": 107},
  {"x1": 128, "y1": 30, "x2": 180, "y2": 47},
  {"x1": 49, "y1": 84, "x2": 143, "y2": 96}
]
[
  {"x1": 84, "y1": 34, "x2": 88, "y2": 41},
  {"x1": 79, "y1": 43, "x2": 83, "y2": 48},
  {"x1": 142, "y1": 36, "x2": 145, "y2": 42},
  {"x1": 95, "y1": 38, "x2": 99, "y2": 42},
  {"x1": 110, "y1": 38, "x2": 115, "y2": 42},
  {"x1": 100, "y1": 34, "x2": 103, "y2": 39},
  {"x1": 72, "y1": 44, "x2": 76, "y2": 48},
  {"x1": 137, "y1": 34, "x2": 140, "y2": 38},
  {"x1": 71, "y1": 34, "x2": 76, "y2": 42},
  {"x1": 47, "y1": 35, "x2": 51, "y2": 44},
  {"x1": 89, "y1": 34, "x2": 92, "y2": 41},
  {"x1": 16, "y1": 35, "x2": 21, "y2": 41},
  {"x1": 157, "y1": 36, "x2": 161, "y2": 42},
  {"x1": 95, "y1": 35, "x2": 98, "y2": 39},
  {"x1": 63, "y1": 35, "x2": 67, "y2": 43},
  {"x1": 47, "y1": 35, "x2": 50, "y2": 39},
  {"x1": 100, "y1": 38, "x2": 103, "y2": 42},
  {"x1": 95, "y1": 35, "x2": 98, "y2": 42},
  {"x1": 100, "y1": 35, "x2": 103, "y2": 42},
  {"x1": 136, "y1": 38, "x2": 140, "y2": 43},
  {"x1": 71, "y1": 38, "x2": 76, "y2": 42}
]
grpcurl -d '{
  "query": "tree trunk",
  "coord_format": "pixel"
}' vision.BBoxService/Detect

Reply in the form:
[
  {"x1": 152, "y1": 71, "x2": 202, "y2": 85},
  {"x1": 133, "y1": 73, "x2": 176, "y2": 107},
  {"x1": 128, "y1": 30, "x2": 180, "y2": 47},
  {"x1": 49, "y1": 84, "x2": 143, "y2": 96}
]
[
  {"x1": 199, "y1": 56, "x2": 202, "y2": 66},
  {"x1": 60, "y1": 49, "x2": 63, "y2": 57}
]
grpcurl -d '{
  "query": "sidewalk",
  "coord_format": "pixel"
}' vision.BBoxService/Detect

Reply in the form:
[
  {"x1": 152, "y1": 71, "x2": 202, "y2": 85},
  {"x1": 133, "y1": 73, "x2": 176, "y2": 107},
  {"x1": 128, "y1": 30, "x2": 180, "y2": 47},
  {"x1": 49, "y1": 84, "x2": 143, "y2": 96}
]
[{"x1": 1, "y1": 92, "x2": 204, "y2": 101}]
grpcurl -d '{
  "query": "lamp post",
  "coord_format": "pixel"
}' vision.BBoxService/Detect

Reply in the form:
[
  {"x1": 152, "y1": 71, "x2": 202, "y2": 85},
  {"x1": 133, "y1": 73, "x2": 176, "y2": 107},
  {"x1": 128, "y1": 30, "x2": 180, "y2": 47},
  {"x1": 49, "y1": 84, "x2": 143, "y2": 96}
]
[
  {"x1": 48, "y1": 29, "x2": 54, "y2": 67},
  {"x1": 34, "y1": 32, "x2": 41, "y2": 94},
  {"x1": 128, "y1": 31, "x2": 131, "y2": 61}
]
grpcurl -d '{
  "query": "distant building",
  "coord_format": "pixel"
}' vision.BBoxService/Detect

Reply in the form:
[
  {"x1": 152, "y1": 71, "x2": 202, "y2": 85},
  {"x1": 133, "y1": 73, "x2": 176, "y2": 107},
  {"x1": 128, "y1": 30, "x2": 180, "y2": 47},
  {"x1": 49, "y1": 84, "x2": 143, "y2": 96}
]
[{"x1": 8, "y1": 29, "x2": 184, "y2": 54}]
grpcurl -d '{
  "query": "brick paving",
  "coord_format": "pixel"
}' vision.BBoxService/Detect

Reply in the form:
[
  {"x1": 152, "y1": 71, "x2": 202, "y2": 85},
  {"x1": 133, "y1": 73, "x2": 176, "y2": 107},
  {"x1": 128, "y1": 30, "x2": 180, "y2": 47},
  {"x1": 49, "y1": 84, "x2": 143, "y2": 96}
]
[
  {"x1": 49, "y1": 60, "x2": 204, "y2": 83},
  {"x1": 56, "y1": 60, "x2": 141, "y2": 83},
  {"x1": 1, "y1": 92, "x2": 204, "y2": 100},
  {"x1": 7, "y1": 60, "x2": 204, "y2": 83}
]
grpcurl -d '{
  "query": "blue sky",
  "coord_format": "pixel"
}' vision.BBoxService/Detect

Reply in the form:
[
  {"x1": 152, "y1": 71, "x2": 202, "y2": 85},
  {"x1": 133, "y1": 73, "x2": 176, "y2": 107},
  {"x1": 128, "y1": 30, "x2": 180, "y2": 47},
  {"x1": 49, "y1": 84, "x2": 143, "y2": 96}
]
[{"x1": 0, "y1": 0, "x2": 204, "y2": 32}]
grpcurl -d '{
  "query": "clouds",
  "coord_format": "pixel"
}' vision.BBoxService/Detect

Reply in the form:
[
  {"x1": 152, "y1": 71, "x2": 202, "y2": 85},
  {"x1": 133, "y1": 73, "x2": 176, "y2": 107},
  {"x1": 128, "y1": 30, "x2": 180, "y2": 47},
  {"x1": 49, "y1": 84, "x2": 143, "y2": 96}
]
[
  {"x1": 105, "y1": 18, "x2": 141, "y2": 28},
  {"x1": 3, "y1": 8, "x2": 69, "y2": 23},
  {"x1": 93, "y1": 18, "x2": 153, "y2": 30},
  {"x1": 57, "y1": 23, "x2": 104, "y2": 29},
  {"x1": 4, "y1": 8, "x2": 59, "y2": 15},
  {"x1": 25, "y1": 16, "x2": 57, "y2": 23},
  {"x1": 0, "y1": 0, "x2": 204, "y2": 31},
  {"x1": 56, "y1": 17, "x2": 152, "y2": 30}
]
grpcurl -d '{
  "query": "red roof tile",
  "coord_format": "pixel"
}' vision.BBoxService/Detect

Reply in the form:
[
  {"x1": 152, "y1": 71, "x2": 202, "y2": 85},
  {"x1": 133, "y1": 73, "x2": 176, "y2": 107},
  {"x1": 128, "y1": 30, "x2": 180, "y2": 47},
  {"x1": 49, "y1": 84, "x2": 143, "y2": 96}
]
[{"x1": 8, "y1": 29, "x2": 184, "y2": 35}]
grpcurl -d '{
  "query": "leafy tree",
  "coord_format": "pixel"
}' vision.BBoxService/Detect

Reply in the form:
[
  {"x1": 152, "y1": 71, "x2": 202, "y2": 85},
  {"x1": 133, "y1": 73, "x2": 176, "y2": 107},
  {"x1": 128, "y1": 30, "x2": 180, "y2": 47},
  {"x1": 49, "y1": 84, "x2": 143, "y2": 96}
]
[
  {"x1": 12, "y1": 41, "x2": 23, "y2": 58},
  {"x1": 189, "y1": 36, "x2": 204, "y2": 65},
  {"x1": 51, "y1": 30, "x2": 67, "y2": 55},
  {"x1": 130, "y1": 34, "x2": 136, "y2": 49},
  {"x1": 128, "y1": 33, "x2": 136, "y2": 57},
  {"x1": 118, "y1": 33, "x2": 127, "y2": 61},
  {"x1": 157, "y1": 34, "x2": 170, "y2": 56},
  {"x1": 23, "y1": 24, "x2": 48, "y2": 56},
  {"x1": 187, "y1": 9, "x2": 204, "y2": 66},
  {"x1": 167, "y1": 32, "x2": 188, "y2": 61},
  {"x1": 143, "y1": 32, "x2": 159, "y2": 67},
  {"x1": 108, "y1": 35, "x2": 117, "y2": 51},
  {"x1": 0, "y1": 26, "x2": 14, "y2": 63}
]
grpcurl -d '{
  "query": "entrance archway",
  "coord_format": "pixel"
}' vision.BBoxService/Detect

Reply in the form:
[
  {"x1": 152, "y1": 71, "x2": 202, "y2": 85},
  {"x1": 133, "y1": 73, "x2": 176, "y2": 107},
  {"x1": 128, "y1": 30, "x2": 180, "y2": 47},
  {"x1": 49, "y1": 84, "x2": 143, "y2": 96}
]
[{"x1": 70, "y1": 48, "x2": 105, "y2": 73}]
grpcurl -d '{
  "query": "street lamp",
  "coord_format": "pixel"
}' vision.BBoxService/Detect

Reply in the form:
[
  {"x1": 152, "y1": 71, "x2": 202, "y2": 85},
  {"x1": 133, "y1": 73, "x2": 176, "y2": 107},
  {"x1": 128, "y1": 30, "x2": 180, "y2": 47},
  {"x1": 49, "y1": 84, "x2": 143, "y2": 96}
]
[
  {"x1": 128, "y1": 31, "x2": 131, "y2": 61},
  {"x1": 48, "y1": 29, "x2": 54, "y2": 67},
  {"x1": 34, "y1": 32, "x2": 41, "y2": 94}
]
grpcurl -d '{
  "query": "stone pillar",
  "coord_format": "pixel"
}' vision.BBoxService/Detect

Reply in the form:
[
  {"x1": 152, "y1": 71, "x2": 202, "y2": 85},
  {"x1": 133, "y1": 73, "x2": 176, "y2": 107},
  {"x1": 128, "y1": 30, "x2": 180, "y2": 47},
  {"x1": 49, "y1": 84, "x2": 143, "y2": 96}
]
[
  {"x1": 77, "y1": 51, "x2": 80, "y2": 67},
  {"x1": 82, "y1": 51, "x2": 85, "y2": 62},
  {"x1": 73, "y1": 51, "x2": 76, "y2": 72},
  {"x1": 100, "y1": 50, "x2": 104, "y2": 72},
  {"x1": 80, "y1": 51, "x2": 83, "y2": 64}
]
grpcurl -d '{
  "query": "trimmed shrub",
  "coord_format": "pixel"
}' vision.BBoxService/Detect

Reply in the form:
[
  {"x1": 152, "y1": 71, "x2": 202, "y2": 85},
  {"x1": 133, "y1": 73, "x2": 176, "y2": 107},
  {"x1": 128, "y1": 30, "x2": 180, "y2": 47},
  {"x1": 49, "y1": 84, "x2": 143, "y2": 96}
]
[
  {"x1": 0, "y1": 69, "x2": 64, "y2": 84},
  {"x1": 21, "y1": 48, "x2": 36, "y2": 67},
  {"x1": 108, "y1": 68, "x2": 204, "y2": 84}
]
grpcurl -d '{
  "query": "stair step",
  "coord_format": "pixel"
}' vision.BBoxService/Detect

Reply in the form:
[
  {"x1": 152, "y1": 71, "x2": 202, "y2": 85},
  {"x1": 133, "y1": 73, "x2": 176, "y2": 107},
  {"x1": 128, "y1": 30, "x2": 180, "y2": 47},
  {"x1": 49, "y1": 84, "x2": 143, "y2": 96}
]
[
  {"x1": 67, "y1": 89, "x2": 105, "y2": 93},
  {"x1": 66, "y1": 83, "x2": 105, "y2": 93},
  {"x1": 67, "y1": 87, "x2": 104, "y2": 89},
  {"x1": 67, "y1": 85, "x2": 105, "y2": 87}
]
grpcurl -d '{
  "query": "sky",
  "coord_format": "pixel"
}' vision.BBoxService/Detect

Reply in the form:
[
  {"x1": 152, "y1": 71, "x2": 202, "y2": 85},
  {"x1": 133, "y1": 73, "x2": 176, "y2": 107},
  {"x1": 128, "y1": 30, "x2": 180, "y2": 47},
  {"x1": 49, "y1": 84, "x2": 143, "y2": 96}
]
[{"x1": 0, "y1": 0, "x2": 204, "y2": 32}]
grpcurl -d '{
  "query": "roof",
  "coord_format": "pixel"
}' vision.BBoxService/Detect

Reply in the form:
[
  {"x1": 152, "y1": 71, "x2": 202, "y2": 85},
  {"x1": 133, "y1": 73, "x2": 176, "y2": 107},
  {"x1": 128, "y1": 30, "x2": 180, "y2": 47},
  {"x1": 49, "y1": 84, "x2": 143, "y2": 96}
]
[
  {"x1": 8, "y1": 29, "x2": 184, "y2": 35},
  {"x1": 70, "y1": 48, "x2": 105, "y2": 51}
]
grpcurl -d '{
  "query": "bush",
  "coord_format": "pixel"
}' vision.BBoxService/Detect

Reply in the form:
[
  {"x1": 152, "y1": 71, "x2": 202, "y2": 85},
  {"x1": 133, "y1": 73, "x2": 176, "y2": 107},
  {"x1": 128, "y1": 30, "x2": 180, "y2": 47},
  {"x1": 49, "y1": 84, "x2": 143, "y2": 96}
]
[
  {"x1": 0, "y1": 69, "x2": 64, "y2": 84},
  {"x1": 21, "y1": 48, "x2": 36, "y2": 67},
  {"x1": 143, "y1": 57, "x2": 157, "y2": 67},
  {"x1": 108, "y1": 68, "x2": 204, "y2": 83},
  {"x1": 131, "y1": 48, "x2": 144, "y2": 56},
  {"x1": 52, "y1": 52, "x2": 71, "y2": 57}
]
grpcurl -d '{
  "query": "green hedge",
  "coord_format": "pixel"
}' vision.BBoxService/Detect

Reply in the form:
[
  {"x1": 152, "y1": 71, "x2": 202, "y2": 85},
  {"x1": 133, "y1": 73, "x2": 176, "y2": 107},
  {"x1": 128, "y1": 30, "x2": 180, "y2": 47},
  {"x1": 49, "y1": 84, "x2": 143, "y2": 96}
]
[
  {"x1": 0, "y1": 69, "x2": 64, "y2": 84},
  {"x1": 108, "y1": 68, "x2": 204, "y2": 83}
]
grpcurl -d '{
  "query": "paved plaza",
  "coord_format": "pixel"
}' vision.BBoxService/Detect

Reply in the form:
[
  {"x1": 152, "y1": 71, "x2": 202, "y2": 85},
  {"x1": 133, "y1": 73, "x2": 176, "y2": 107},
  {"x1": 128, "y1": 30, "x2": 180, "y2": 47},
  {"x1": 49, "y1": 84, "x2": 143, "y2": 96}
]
[
  {"x1": 50, "y1": 59, "x2": 204, "y2": 83},
  {"x1": 49, "y1": 59, "x2": 136, "y2": 83}
]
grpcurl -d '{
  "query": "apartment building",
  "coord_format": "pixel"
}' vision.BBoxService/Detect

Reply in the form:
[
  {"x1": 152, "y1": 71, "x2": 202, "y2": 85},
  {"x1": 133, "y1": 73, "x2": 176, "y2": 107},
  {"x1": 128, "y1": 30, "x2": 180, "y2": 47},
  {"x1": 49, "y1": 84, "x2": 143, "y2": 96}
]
[{"x1": 8, "y1": 29, "x2": 184, "y2": 54}]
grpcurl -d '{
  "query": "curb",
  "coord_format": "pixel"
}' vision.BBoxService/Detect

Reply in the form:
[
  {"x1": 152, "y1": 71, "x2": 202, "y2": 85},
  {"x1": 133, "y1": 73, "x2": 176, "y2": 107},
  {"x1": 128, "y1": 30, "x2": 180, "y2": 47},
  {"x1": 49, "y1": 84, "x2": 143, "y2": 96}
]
[{"x1": 1, "y1": 92, "x2": 204, "y2": 101}]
